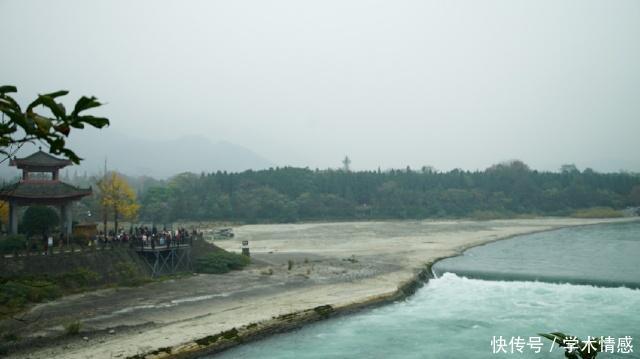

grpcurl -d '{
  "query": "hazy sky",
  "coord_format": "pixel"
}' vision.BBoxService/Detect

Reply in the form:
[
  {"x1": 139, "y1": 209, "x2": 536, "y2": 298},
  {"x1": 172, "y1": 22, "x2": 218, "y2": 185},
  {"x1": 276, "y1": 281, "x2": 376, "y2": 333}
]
[{"x1": 1, "y1": 0, "x2": 639, "y2": 172}]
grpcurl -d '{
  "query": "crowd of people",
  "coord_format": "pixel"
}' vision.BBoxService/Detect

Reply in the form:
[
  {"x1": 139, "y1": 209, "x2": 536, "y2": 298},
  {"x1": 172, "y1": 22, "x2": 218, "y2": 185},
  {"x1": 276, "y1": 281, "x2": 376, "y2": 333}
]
[{"x1": 95, "y1": 226, "x2": 200, "y2": 250}]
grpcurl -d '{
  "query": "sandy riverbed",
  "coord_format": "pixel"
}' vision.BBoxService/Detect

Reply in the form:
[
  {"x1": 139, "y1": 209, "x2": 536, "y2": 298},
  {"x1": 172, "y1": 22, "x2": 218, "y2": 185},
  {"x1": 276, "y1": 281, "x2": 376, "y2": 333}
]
[{"x1": 4, "y1": 217, "x2": 634, "y2": 358}]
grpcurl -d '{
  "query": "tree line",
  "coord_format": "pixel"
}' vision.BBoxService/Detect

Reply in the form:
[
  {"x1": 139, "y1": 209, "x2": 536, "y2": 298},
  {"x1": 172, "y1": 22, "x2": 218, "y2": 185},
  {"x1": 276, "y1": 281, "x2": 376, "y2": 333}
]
[{"x1": 115, "y1": 160, "x2": 640, "y2": 225}]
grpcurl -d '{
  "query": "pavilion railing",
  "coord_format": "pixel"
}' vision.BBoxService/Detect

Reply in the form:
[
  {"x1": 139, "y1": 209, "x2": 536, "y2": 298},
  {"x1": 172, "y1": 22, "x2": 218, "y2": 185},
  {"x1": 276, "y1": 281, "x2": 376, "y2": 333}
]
[{"x1": 1, "y1": 234, "x2": 198, "y2": 259}]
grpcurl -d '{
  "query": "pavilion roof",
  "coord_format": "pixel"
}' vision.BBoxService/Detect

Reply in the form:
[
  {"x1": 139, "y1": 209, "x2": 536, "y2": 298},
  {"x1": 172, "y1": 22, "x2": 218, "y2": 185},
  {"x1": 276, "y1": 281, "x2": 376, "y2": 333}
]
[
  {"x1": 10, "y1": 150, "x2": 72, "y2": 169},
  {"x1": 0, "y1": 181, "x2": 91, "y2": 200}
]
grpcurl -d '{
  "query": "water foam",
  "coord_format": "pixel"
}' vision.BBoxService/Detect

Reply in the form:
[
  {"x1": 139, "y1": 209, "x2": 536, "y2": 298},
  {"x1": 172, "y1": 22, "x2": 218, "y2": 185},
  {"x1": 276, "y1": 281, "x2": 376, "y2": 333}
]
[{"x1": 217, "y1": 274, "x2": 640, "y2": 358}]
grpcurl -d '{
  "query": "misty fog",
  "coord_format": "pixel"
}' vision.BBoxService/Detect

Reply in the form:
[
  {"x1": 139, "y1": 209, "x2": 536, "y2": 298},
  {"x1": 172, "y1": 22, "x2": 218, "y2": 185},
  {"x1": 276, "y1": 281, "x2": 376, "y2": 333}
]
[{"x1": 1, "y1": 0, "x2": 639, "y2": 176}]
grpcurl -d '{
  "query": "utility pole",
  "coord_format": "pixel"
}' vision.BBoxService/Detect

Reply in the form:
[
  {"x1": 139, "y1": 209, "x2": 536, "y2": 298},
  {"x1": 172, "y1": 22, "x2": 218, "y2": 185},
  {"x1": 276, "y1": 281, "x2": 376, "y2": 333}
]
[{"x1": 102, "y1": 157, "x2": 108, "y2": 235}]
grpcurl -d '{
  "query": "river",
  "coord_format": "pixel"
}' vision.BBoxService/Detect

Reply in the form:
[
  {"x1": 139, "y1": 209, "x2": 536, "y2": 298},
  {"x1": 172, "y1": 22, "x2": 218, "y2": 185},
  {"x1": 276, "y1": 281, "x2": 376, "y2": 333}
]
[{"x1": 214, "y1": 221, "x2": 640, "y2": 358}]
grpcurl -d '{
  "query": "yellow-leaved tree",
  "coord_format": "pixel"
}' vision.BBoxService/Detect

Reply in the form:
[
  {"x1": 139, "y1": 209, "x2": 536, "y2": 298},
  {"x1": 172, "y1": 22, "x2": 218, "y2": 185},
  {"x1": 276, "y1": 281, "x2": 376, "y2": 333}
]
[
  {"x1": 97, "y1": 172, "x2": 139, "y2": 235},
  {"x1": 0, "y1": 201, "x2": 9, "y2": 231}
]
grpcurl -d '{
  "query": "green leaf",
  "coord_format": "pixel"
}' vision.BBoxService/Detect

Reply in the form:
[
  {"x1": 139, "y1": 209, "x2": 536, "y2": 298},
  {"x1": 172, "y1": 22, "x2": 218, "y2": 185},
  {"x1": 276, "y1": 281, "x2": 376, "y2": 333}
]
[
  {"x1": 0, "y1": 95, "x2": 21, "y2": 113},
  {"x1": 37, "y1": 95, "x2": 66, "y2": 118},
  {"x1": 49, "y1": 137, "x2": 65, "y2": 153},
  {"x1": 33, "y1": 115, "x2": 52, "y2": 132},
  {"x1": 0, "y1": 85, "x2": 17, "y2": 94},
  {"x1": 1, "y1": 86, "x2": 110, "y2": 165},
  {"x1": 71, "y1": 96, "x2": 102, "y2": 117},
  {"x1": 60, "y1": 148, "x2": 81, "y2": 164},
  {"x1": 26, "y1": 90, "x2": 68, "y2": 112},
  {"x1": 24, "y1": 114, "x2": 38, "y2": 133},
  {"x1": 75, "y1": 115, "x2": 109, "y2": 128},
  {"x1": 57, "y1": 102, "x2": 66, "y2": 117},
  {"x1": 2, "y1": 110, "x2": 25, "y2": 125},
  {"x1": 26, "y1": 96, "x2": 45, "y2": 112},
  {"x1": 41, "y1": 90, "x2": 69, "y2": 99}
]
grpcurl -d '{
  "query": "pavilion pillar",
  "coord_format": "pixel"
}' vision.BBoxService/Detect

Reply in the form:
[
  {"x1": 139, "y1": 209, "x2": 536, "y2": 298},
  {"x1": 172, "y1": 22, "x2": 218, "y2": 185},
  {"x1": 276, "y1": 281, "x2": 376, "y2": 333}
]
[
  {"x1": 60, "y1": 203, "x2": 73, "y2": 237},
  {"x1": 9, "y1": 201, "x2": 18, "y2": 235},
  {"x1": 60, "y1": 204, "x2": 65, "y2": 239},
  {"x1": 65, "y1": 204, "x2": 73, "y2": 236}
]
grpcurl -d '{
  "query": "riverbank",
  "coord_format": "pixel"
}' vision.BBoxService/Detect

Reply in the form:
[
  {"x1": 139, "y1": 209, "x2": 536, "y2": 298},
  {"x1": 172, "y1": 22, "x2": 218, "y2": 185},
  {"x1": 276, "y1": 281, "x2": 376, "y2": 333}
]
[{"x1": 4, "y1": 217, "x2": 635, "y2": 358}]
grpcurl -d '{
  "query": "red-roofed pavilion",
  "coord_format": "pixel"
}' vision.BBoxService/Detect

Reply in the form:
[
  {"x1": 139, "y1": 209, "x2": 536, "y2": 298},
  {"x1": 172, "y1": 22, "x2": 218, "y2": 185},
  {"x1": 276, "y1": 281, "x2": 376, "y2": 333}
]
[{"x1": 0, "y1": 150, "x2": 92, "y2": 236}]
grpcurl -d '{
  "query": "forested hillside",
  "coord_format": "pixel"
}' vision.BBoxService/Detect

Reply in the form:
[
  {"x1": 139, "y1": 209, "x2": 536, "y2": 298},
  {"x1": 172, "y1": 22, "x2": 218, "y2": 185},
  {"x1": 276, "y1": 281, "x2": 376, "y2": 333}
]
[{"x1": 131, "y1": 161, "x2": 640, "y2": 224}]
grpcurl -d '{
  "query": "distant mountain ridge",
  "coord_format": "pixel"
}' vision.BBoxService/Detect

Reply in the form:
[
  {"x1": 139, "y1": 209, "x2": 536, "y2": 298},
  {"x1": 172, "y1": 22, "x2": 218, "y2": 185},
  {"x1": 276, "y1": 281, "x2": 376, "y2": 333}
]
[{"x1": 0, "y1": 130, "x2": 274, "y2": 179}]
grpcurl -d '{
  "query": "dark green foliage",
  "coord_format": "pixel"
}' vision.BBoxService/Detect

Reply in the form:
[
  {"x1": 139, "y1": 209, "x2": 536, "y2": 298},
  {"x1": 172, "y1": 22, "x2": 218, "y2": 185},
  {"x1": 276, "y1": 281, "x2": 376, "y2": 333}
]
[
  {"x1": 0, "y1": 279, "x2": 62, "y2": 312},
  {"x1": 194, "y1": 328, "x2": 240, "y2": 346},
  {"x1": 0, "y1": 234, "x2": 26, "y2": 254},
  {"x1": 0, "y1": 265, "x2": 138, "y2": 316},
  {"x1": 629, "y1": 185, "x2": 640, "y2": 205},
  {"x1": 137, "y1": 161, "x2": 640, "y2": 222},
  {"x1": 64, "y1": 320, "x2": 81, "y2": 335},
  {"x1": 114, "y1": 263, "x2": 148, "y2": 286},
  {"x1": 470, "y1": 210, "x2": 512, "y2": 220},
  {"x1": 195, "y1": 250, "x2": 250, "y2": 274},
  {"x1": 571, "y1": 207, "x2": 623, "y2": 218},
  {"x1": 20, "y1": 205, "x2": 59, "y2": 237},
  {"x1": 58, "y1": 268, "x2": 101, "y2": 289},
  {"x1": 139, "y1": 186, "x2": 172, "y2": 226},
  {"x1": 233, "y1": 186, "x2": 297, "y2": 223},
  {"x1": 0, "y1": 85, "x2": 109, "y2": 163},
  {"x1": 313, "y1": 305, "x2": 334, "y2": 319}
]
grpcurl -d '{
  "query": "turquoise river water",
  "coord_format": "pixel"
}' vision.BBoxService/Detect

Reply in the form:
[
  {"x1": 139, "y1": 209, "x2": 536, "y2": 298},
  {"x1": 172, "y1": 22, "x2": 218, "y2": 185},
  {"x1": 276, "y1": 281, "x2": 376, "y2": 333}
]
[{"x1": 214, "y1": 221, "x2": 640, "y2": 358}]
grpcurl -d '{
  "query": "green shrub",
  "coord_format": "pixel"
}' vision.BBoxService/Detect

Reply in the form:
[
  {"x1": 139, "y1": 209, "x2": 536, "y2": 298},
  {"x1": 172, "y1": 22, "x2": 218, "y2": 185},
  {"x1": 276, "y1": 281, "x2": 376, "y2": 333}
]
[
  {"x1": 114, "y1": 263, "x2": 147, "y2": 286},
  {"x1": 0, "y1": 279, "x2": 61, "y2": 312},
  {"x1": 572, "y1": 207, "x2": 623, "y2": 218},
  {"x1": 20, "y1": 205, "x2": 59, "y2": 237},
  {"x1": 195, "y1": 250, "x2": 250, "y2": 274},
  {"x1": 58, "y1": 268, "x2": 101, "y2": 289},
  {"x1": 64, "y1": 320, "x2": 81, "y2": 335},
  {"x1": 0, "y1": 234, "x2": 26, "y2": 254}
]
